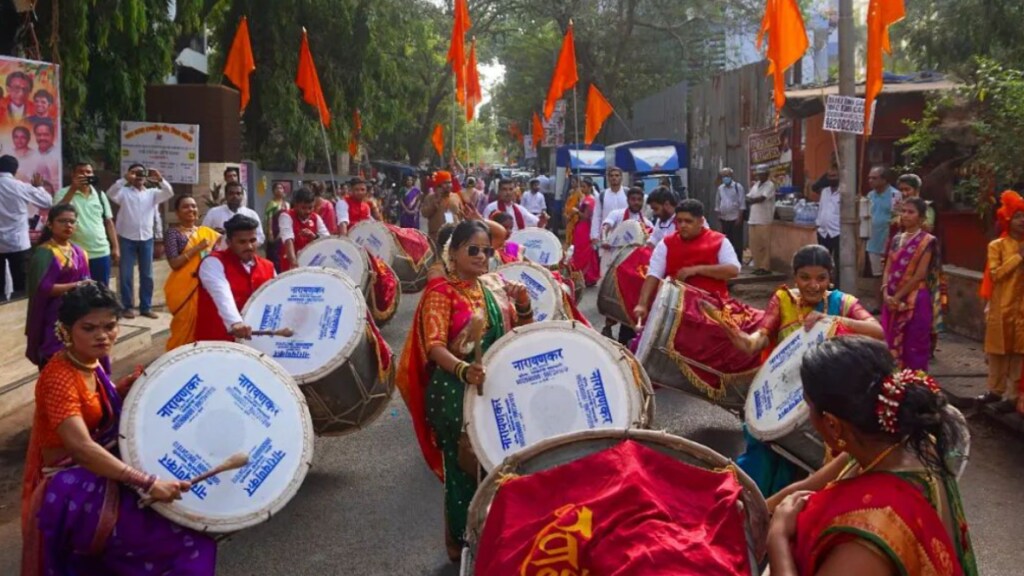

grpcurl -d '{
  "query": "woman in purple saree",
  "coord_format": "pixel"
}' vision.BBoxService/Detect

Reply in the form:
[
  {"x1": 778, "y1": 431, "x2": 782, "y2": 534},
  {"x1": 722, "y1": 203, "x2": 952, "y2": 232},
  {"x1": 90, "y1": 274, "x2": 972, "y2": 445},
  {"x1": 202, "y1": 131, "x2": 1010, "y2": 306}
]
[
  {"x1": 21, "y1": 282, "x2": 215, "y2": 576},
  {"x1": 25, "y1": 204, "x2": 91, "y2": 369},
  {"x1": 881, "y1": 197, "x2": 939, "y2": 371},
  {"x1": 400, "y1": 175, "x2": 422, "y2": 229}
]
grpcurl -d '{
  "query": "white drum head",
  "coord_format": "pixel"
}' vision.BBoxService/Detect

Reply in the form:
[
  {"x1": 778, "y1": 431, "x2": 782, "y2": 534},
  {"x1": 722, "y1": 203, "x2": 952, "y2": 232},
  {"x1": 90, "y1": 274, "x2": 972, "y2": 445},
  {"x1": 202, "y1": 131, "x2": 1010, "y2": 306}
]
[
  {"x1": 119, "y1": 342, "x2": 314, "y2": 533},
  {"x1": 607, "y1": 219, "x2": 647, "y2": 248},
  {"x1": 349, "y1": 221, "x2": 397, "y2": 265},
  {"x1": 509, "y1": 228, "x2": 563, "y2": 267},
  {"x1": 634, "y1": 280, "x2": 674, "y2": 363},
  {"x1": 466, "y1": 321, "x2": 644, "y2": 471},
  {"x1": 240, "y1": 268, "x2": 366, "y2": 384},
  {"x1": 745, "y1": 319, "x2": 836, "y2": 442},
  {"x1": 297, "y1": 237, "x2": 369, "y2": 290},
  {"x1": 490, "y1": 262, "x2": 564, "y2": 322}
]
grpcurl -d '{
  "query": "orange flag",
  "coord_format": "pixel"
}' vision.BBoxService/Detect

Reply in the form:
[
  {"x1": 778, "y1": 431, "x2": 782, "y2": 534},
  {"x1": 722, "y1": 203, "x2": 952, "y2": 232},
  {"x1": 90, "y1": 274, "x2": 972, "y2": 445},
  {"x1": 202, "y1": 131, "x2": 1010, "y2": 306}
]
[
  {"x1": 348, "y1": 108, "x2": 362, "y2": 158},
  {"x1": 223, "y1": 16, "x2": 256, "y2": 115},
  {"x1": 865, "y1": 0, "x2": 905, "y2": 137},
  {"x1": 465, "y1": 38, "x2": 483, "y2": 122},
  {"x1": 447, "y1": 0, "x2": 471, "y2": 105},
  {"x1": 296, "y1": 28, "x2": 331, "y2": 127},
  {"x1": 584, "y1": 84, "x2": 614, "y2": 145},
  {"x1": 757, "y1": 0, "x2": 808, "y2": 114},
  {"x1": 532, "y1": 111, "x2": 545, "y2": 148},
  {"x1": 544, "y1": 22, "x2": 578, "y2": 120},
  {"x1": 432, "y1": 124, "x2": 445, "y2": 157}
]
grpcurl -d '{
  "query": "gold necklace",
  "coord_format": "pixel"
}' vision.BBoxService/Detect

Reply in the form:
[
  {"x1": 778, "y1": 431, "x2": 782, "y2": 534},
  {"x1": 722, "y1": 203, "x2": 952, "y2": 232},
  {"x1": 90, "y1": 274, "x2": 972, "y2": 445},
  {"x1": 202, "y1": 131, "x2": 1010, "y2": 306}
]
[
  {"x1": 49, "y1": 240, "x2": 73, "y2": 264},
  {"x1": 858, "y1": 442, "x2": 903, "y2": 475},
  {"x1": 65, "y1": 350, "x2": 100, "y2": 372}
]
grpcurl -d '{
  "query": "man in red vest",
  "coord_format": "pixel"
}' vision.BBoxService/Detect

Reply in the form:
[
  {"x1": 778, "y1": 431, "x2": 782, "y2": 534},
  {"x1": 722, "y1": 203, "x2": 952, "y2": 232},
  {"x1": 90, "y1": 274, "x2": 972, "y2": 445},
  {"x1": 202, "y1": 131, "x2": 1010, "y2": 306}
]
[
  {"x1": 633, "y1": 199, "x2": 741, "y2": 324},
  {"x1": 279, "y1": 187, "x2": 330, "y2": 271},
  {"x1": 195, "y1": 214, "x2": 276, "y2": 341},
  {"x1": 337, "y1": 177, "x2": 380, "y2": 236}
]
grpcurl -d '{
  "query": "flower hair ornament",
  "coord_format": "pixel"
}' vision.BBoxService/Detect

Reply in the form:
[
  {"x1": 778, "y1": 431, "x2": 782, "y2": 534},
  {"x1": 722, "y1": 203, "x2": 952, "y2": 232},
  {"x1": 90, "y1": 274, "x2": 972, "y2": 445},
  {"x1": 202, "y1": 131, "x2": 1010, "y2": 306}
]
[
  {"x1": 441, "y1": 236, "x2": 454, "y2": 275},
  {"x1": 876, "y1": 369, "x2": 942, "y2": 434},
  {"x1": 55, "y1": 322, "x2": 71, "y2": 346}
]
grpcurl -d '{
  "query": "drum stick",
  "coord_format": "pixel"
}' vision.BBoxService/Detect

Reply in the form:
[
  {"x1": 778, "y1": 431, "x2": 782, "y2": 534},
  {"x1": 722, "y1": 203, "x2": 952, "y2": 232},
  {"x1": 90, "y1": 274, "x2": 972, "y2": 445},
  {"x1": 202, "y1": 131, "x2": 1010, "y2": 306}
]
[
  {"x1": 469, "y1": 311, "x2": 486, "y2": 396},
  {"x1": 251, "y1": 328, "x2": 295, "y2": 338},
  {"x1": 138, "y1": 452, "x2": 250, "y2": 508}
]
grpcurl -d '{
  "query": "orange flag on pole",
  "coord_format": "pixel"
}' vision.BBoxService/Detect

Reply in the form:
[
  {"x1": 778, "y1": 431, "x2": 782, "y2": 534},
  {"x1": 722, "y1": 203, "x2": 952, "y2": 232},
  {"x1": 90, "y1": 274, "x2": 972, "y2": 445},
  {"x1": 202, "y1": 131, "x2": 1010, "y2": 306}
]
[
  {"x1": 447, "y1": 0, "x2": 471, "y2": 105},
  {"x1": 544, "y1": 21, "x2": 578, "y2": 120},
  {"x1": 757, "y1": 0, "x2": 808, "y2": 114},
  {"x1": 584, "y1": 84, "x2": 614, "y2": 145},
  {"x1": 348, "y1": 108, "x2": 362, "y2": 158},
  {"x1": 223, "y1": 16, "x2": 256, "y2": 115},
  {"x1": 432, "y1": 124, "x2": 445, "y2": 158},
  {"x1": 532, "y1": 111, "x2": 545, "y2": 148},
  {"x1": 864, "y1": 0, "x2": 905, "y2": 137},
  {"x1": 465, "y1": 38, "x2": 483, "y2": 122},
  {"x1": 296, "y1": 28, "x2": 331, "y2": 127}
]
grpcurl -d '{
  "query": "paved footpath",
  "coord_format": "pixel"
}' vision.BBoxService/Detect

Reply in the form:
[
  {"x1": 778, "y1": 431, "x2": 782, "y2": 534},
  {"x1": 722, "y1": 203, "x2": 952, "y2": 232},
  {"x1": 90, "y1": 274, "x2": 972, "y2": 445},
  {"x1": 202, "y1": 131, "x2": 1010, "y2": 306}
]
[{"x1": 0, "y1": 280, "x2": 1020, "y2": 575}]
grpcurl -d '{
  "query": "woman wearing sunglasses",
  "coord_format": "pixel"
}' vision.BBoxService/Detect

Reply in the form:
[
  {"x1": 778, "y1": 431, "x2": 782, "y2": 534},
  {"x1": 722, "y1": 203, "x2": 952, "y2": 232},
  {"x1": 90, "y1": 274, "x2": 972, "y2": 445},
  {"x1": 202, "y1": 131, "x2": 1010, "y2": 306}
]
[
  {"x1": 397, "y1": 220, "x2": 533, "y2": 562},
  {"x1": 25, "y1": 204, "x2": 92, "y2": 369}
]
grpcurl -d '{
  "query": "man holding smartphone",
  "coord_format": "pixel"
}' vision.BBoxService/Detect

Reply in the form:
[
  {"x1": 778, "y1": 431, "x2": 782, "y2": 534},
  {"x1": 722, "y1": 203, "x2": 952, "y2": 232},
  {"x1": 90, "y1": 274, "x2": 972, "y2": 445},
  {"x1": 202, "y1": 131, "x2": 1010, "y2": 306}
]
[
  {"x1": 107, "y1": 163, "x2": 174, "y2": 318},
  {"x1": 56, "y1": 161, "x2": 120, "y2": 286}
]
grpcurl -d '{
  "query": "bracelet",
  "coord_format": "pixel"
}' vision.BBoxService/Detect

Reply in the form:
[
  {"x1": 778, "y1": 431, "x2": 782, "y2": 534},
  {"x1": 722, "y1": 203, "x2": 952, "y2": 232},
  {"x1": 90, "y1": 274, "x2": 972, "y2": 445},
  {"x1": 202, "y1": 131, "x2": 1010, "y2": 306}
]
[
  {"x1": 515, "y1": 303, "x2": 533, "y2": 317},
  {"x1": 120, "y1": 465, "x2": 157, "y2": 492},
  {"x1": 454, "y1": 361, "x2": 470, "y2": 384}
]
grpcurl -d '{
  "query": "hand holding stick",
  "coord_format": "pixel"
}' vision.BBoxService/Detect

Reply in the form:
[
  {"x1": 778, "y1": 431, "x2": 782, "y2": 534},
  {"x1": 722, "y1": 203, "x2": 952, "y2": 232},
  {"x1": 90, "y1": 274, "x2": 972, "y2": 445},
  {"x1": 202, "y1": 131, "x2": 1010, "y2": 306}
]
[
  {"x1": 251, "y1": 328, "x2": 295, "y2": 338},
  {"x1": 468, "y1": 311, "x2": 486, "y2": 396},
  {"x1": 139, "y1": 452, "x2": 250, "y2": 508}
]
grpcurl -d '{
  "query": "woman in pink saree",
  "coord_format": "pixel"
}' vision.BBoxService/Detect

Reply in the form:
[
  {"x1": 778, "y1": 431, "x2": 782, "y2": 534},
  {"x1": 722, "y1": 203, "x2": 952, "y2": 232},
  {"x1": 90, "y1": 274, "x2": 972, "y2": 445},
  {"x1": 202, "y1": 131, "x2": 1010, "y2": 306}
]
[
  {"x1": 566, "y1": 179, "x2": 600, "y2": 286},
  {"x1": 882, "y1": 197, "x2": 939, "y2": 371}
]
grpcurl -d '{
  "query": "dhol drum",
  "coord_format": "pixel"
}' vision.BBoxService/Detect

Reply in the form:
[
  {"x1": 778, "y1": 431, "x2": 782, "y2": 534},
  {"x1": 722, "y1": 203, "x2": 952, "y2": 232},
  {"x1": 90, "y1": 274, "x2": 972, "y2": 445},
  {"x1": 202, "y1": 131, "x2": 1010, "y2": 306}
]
[
  {"x1": 634, "y1": 279, "x2": 764, "y2": 411},
  {"x1": 596, "y1": 245, "x2": 651, "y2": 327},
  {"x1": 119, "y1": 342, "x2": 314, "y2": 533},
  {"x1": 488, "y1": 262, "x2": 567, "y2": 322},
  {"x1": 349, "y1": 220, "x2": 435, "y2": 293},
  {"x1": 462, "y1": 429, "x2": 769, "y2": 575},
  {"x1": 746, "y1": 320, "x2": 973, "y2": 475},
  {"x1": 240, "y1": 268, "x2": 394, "y2": 436},
  {"x1": 464, "y1": 321, "x2": 655, "y2": 471},
  {"x1": 368, "y1": 256, "x2": 402, "y2": 327},
  {"x1": 509, "y1": 228, "x2": 564, "y2": 268},
  {"x1": 605, "y1": 219, "x2": 648, "y2": 249},
  {"x1": 297, "y1": 236, "x2": 370, "y2": 295}
]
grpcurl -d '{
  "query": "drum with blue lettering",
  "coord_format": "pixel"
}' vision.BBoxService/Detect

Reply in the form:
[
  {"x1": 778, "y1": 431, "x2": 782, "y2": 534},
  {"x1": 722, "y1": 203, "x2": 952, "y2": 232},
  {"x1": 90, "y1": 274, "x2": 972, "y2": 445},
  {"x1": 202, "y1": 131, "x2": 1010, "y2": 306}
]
[
  {"x1": 240, "y1": 268, "x2": 394, "y2": 437},
  {"x1": 605, "y1": 219, "x2": 648, "y2": 249},
  {"x1": 296, "y1": 236, "x2": 370, "y2": 295},
  {"x1": 349, "y1": 220, "x2": 435, "y2": 293},
  {"x1": 509, "y1": 228, "x2": 564, "y2": 268},
  {"x1": 464, "y1": 321, "x2": 655, "y2": 471},
  {"x1": 349, "y1": 220, "x2": 397, "y2": 266},
  {"x1": 745, "y1": 319, "x2": 837, "y2": 470},
  {"x1": 488, "y1": 262, "x2": 567, "y2": 322},
  {"x1": 119, "y1": 341, "x2": 314, "y2": 533}
]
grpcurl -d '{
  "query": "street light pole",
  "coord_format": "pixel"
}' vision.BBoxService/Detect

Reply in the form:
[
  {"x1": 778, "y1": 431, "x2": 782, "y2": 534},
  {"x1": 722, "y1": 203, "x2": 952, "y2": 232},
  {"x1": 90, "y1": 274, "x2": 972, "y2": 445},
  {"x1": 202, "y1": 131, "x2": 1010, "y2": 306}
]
[{"x1": 838, "y1": 0, "x2": 858, "y2": 293}]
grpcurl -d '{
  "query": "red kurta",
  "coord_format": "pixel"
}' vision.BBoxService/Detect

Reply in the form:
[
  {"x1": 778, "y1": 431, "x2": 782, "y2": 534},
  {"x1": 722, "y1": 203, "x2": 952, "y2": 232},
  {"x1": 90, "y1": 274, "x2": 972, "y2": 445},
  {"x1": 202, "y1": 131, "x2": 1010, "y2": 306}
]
[
  {"x1": 194, "y1": 250, "x2": 275, "y2": 342},
  {"x1": 664, "y1": 228, "x2": 729, "y2": 297},
  {"x1": 345, "y1": 197, "x2": 373, "y2": 227}
]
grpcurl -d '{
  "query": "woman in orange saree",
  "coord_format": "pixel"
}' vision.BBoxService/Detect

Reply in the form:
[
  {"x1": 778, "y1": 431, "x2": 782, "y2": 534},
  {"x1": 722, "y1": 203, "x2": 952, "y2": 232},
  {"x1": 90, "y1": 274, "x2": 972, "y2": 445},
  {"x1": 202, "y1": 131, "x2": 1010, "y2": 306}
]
[
  {"x1": 767, "y1": 337, "x2": 977, "y2": 576},
  {"x1": 163, "y1": 195, "x2": 220, "y2": 350}
]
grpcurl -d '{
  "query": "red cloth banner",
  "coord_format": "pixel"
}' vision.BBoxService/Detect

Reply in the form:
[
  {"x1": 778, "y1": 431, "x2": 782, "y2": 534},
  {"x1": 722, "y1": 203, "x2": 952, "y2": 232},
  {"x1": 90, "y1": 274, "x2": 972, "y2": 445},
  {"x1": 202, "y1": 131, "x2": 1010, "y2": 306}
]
[
  {"x1": 368, "y1": 253, "x2": 399, "y2": 320},
  {"x1": 385, "y1": 223, "x2": 431, "y2": 267},
  {"x1": 474, "y1": 440, "x2": 751, "y2": 575}
]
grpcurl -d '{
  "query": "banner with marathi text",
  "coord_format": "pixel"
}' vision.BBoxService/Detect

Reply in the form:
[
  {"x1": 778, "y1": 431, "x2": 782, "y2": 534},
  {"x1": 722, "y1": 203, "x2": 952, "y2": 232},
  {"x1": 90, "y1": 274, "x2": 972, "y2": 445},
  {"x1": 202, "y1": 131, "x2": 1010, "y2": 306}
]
[
  {"x1": 474, "y1": 440, "x2": 751, "y2": 575},
  {"x1": 0, "y1": 55, "x2": 61, "y2": 191},
  {"x1": 747, "y1": 120, "x2": 793, "y2": 190}
]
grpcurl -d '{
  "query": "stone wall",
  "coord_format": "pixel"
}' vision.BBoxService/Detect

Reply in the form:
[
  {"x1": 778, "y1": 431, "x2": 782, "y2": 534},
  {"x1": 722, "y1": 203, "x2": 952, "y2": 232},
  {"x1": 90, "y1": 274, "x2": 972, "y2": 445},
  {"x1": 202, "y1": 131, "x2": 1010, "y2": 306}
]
[{"x1": 943, "y1": 265, "x2": 985, "y2": 341}]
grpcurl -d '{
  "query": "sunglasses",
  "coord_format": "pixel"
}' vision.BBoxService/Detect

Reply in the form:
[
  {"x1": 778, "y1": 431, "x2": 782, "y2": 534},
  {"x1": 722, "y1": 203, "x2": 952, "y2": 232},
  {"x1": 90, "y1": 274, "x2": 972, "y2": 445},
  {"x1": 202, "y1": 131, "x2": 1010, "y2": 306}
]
[{"x1": 466, "y1": 245, "x2": 495, "y2": 257}]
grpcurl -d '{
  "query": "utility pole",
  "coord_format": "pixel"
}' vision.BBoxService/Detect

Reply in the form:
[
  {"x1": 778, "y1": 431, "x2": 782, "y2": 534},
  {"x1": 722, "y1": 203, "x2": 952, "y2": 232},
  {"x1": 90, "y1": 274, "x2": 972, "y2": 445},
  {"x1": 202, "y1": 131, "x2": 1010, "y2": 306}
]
[{"x1": 837, "y1": 0, "x2": 858, "y2": 293}]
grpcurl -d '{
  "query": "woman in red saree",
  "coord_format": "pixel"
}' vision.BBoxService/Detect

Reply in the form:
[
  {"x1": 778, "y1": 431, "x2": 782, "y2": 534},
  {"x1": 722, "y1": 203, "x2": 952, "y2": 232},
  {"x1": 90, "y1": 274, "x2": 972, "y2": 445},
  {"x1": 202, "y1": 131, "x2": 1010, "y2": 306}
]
[
  {"x1": 881, "y1": 198, "x2": 940, "y2": 371},
  {"x1": 396, "y1": 220, "x2": 533, "y2": 562},
  {"x1": 21, "y1": 282, "x2": 215, "y2": 575},
  {"x1": 567, "y1": 179, "x2": 600, "y2": 286},
  {"x1": 767, "y1": 337, "x2": 977, "y2": 576}
]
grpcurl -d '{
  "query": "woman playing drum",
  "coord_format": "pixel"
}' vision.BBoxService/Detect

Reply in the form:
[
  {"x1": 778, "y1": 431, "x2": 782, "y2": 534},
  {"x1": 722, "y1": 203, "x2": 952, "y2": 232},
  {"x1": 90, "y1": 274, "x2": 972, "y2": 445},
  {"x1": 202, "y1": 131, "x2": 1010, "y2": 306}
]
[
  {"x1": 727, "y1": 245, "x2": 883, "y2": 496},
  {"x1": 767, "y1": 337, "x2": 977, "y2": 576},
  {"x1": 21, "y1": 282, "x2": 215, "y2": 576},
  {"x1": 396, "y1": 220, "x2": 533, "y2": 562},
  {"x1": 163, "y1": 195, "x2": 220, "y2": 350}
]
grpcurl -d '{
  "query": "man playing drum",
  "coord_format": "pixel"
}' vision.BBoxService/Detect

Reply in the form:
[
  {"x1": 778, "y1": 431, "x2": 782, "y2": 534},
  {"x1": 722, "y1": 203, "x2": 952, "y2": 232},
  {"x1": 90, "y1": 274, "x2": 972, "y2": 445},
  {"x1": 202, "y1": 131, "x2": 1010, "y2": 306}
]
[
  {"x1": 278, "y1": 187, "x2": 330, "y2": 272},
  {"x1": 633, "y1": 199, "x2": 741, "y2": 324},
  {"x1": 599, "y1": 187, "x2": 653, "y2": 344},
  {"x1": 195, "y1": 214, "x2": 276, "y2": 342},
  {"x1": 336, "y1": 177, "x2": 380, "y2": 236},
  {"x1": 484, "y1": 179, "x2": 548, "y2": 232}
]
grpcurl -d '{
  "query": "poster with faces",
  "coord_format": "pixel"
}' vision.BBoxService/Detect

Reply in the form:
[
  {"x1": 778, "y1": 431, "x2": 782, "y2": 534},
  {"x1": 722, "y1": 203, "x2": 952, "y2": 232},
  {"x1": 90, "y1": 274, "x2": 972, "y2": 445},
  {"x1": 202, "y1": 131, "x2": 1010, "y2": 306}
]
[{"x1": 0, "y1": 55, "x2": 61, "y2": 195}]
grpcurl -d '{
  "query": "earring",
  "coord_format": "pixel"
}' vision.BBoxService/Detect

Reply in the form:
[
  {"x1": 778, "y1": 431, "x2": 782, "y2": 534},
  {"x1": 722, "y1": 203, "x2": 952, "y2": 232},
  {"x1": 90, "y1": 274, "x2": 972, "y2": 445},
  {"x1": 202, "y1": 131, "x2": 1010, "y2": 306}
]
[
  {"x1": 54, "y1": 323, "x2": 71, "y2": 346},
  {"x1": 836, "y1": 438, "x2": 847, "y2": 450}
]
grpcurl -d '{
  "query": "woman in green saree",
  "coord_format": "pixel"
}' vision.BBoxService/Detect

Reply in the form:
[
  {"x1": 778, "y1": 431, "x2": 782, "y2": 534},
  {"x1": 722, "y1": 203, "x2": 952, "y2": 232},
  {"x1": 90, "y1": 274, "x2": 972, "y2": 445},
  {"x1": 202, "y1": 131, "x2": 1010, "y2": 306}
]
[{"x1": 396, "y1": 220, "x2": 533, "y2": 562}]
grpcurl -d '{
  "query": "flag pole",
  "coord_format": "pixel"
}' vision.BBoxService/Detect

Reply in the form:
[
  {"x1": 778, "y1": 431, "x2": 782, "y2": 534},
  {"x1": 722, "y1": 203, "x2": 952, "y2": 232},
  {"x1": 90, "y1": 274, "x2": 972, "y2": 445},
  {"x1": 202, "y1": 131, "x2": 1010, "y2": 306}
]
[{"x1": 317, "y1": 117, "x2": 336, "y2": 191}]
